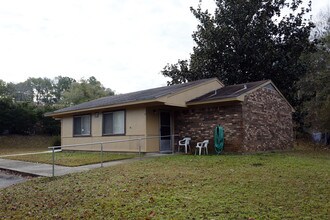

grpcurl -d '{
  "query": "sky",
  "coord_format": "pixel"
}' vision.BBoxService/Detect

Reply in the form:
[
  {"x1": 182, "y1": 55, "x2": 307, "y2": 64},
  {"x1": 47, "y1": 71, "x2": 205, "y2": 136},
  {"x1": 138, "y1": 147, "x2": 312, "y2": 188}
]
[{"x1": 0, "y1": 0, "x2": 328, "y2": 94}]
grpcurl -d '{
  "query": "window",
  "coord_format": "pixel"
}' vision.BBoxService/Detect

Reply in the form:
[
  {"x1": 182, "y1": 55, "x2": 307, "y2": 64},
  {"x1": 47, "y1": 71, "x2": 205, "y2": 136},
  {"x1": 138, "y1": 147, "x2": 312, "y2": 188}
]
[
  {"x1": 73, "y1": 115, "x2": 91, "y2": 136},
  {"x1": 103, "y1": 110, "x2": 125, "y2": 135}
]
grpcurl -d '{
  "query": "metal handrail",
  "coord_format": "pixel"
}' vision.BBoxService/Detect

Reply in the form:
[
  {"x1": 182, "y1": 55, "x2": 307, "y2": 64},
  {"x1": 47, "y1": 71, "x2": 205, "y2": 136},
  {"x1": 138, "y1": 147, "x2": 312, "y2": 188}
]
[
  {"x1": 49, "y1": 134, "x2": 178, "y2": 177},
  {"x1": 48, "y1": 136, "x2": 145, "y2": 149}
]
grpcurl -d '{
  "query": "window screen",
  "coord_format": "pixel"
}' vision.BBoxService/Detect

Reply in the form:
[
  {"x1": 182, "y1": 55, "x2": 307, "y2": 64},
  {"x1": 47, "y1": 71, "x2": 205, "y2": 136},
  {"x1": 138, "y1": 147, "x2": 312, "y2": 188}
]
[
  {"x1": 73, "y1": 115, "x2": 91, "y2": 136},
  {"x1": 103, "y1": 111, "x2": 125, "y2": 135}
]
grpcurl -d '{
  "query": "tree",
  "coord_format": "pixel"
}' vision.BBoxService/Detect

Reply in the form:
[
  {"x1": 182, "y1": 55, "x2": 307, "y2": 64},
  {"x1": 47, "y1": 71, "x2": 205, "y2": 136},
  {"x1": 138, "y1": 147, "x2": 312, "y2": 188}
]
[
  {"x1": 34, "y1": 105, "x2": 61, "y2": 135},
  {"x1": 297, "y1": 9, "x2": 330, "y2": 132},
  {"x1": 11, "y1": 81, "x2": 34, "y2": 102},
  {"x1": 0, "y1": 80, "x2": 5, "y2": 96},
  {"x1": 0, "y1": 100, "x2": 37, "y2": 135},
  {"x1": 0, "y1": 76, "x2": 114, "y2": 135},
  {"x1": 162, "y1": 0, "x2": 316, "y2": 104},
  {"x1": 0, "y1": 99, "x2": 12, "y2": 133},
  {"x1": 62, "y1": 76, "x2": 114, "y2": 105},
  {"x1": 27, "y1": 77, "x2": 54, "y2": 105},
  {"x1": 52, "y1": 76, "x2": 76, "y2": 103},
  {"x1": 0, "y1": 79, "x2": 9, "y2": 98}
]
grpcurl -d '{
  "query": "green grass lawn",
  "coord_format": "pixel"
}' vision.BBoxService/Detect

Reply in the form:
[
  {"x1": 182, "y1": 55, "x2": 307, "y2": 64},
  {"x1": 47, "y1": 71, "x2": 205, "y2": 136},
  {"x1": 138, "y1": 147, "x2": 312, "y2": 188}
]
[
  {"x1": 0, "y1": 135, "x2": 136, "y2": 166},
  {"x1": 1, "y1": 149, "x2": 329, "y2": 219},
  {"x1": 0, "y1": 135, "x2": 54, "y2": 156},
  {"x1": 6, "y1": 151, "x2": 137, "y2": 167}
]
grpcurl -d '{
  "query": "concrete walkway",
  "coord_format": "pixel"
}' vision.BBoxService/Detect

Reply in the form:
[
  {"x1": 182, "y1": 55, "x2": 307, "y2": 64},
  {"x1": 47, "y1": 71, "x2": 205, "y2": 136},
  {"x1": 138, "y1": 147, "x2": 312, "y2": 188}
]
[
  {"x1": 0, "y1": 153, "x2": 168, "y2": 177},
  {"x1": 0, "y1": 149, "x2": 62, "y2": 158},
  {"x1": 0, "y1": 170, "x2": 28, "y2": 189}
]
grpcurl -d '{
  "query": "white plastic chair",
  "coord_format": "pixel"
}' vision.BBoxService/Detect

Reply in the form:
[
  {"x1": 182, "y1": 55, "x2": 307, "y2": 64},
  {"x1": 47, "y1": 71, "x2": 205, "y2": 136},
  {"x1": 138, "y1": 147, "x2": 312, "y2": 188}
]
[
  {"x1": 195, "y1": 140, "x2": 209, "y2": 155},
  {"x1": 178, "y1": 137, "x2": 191, "y2": 153}
]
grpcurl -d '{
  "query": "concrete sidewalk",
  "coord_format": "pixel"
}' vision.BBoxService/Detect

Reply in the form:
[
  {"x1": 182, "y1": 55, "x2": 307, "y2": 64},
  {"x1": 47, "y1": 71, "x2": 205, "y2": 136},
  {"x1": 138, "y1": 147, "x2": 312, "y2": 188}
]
[
  {"x1": 0, "y1": 170, "x2": 28, "y2": 189},
  {"x1": 0, "y1": 153, "x2": 168, "y2": 177},
  {"x1": 0, "y1": 149, "x2": 62, "y2": 158}
]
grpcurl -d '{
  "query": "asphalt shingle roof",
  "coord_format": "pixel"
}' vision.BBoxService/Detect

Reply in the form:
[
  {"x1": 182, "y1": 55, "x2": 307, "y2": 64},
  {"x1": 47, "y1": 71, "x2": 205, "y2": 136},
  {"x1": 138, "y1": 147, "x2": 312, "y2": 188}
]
[
  {"x1": 188, "y1": 80, "x2": 269, "y2": 103},
  {"x1": 52, "y1": 78, "x2": 214, "y2": 114}
]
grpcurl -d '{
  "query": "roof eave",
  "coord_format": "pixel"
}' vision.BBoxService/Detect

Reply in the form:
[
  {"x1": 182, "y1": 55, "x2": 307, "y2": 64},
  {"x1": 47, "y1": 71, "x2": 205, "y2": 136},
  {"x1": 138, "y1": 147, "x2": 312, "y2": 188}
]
[
  {"x1": 46, "y1": 99, "x2": 165, "y2": 118},
  {"x1": 187, "y1": 80, "x2": 294, "y2": 112},
  {"x1": 47, "y1": 78, "x2": 223, "y2": 118},
  {"x1": 187, "y1": 96, "x2": 244, "y2": 106},
  {"x1": 166, "y1": 78, "x2": 224, "y2": 98}
]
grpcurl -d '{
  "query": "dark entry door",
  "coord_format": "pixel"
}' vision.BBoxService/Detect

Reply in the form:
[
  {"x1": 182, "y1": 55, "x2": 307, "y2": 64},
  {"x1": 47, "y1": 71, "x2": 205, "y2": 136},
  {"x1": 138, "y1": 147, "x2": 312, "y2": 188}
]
[{"x1": 160, "y1": 112, "x2": 172, "y2": 152}]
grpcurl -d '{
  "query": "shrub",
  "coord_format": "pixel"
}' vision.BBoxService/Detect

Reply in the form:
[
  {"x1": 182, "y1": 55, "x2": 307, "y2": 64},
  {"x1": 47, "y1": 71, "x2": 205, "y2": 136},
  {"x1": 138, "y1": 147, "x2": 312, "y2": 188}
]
[{"x1": 52, "y1": 135, "x2": 61, "y2": 146}]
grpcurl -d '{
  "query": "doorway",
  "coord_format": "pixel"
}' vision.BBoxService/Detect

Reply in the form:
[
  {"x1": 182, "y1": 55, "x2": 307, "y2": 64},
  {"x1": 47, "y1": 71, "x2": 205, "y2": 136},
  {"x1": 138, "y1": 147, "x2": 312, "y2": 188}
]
[{"x1": 160, "y1": 111, "x2": 172, "y2": 153}]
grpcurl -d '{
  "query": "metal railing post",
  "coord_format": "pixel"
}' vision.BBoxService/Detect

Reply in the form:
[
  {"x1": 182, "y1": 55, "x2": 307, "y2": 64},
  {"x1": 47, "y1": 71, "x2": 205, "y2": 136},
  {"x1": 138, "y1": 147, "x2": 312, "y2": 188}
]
[
  {"x1": 46, "y1": 134, "x2": 179, "y2": 175},
  {"x1": 139, "y1": 138, "x2": 141, "y2": 159},
  {"x1": 52, "y1": 147, "x2": 55, "y2": 177},
  {"x1": 100, "y1": 143, "x2": 104, "y2": 167},
  {"x1": 172, "y1": 134, "x2": 175, "y2": 154}
]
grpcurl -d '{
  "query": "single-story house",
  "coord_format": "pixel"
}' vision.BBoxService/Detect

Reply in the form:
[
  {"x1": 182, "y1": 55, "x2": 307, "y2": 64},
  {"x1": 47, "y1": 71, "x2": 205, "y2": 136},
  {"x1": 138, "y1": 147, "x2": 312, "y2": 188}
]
[{"x1": 46, "y1": 78, "x2": 294, "y2": 153}]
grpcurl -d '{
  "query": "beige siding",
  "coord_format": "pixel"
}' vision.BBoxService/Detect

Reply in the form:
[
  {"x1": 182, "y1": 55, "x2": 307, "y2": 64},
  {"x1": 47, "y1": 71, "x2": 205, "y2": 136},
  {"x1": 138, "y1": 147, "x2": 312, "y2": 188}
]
[
  {"x1": 62, "y1": 136, "x2": 146, "y2": 152},
  {"x1": 61, "y1": 117, "x2": 73, "y2": 146},
  {"x1": 58, "y1": 79, "x2": 223, "y2": 153},
  {"x1": 92, "y1": 113, "x2": 102, "y2": 136},
  {"x1": 61, "y1": 107, "x2": 147, "y2": 152},
  {"x1": 61, "y1": 117, "x2": 73, "y2": 137},
  {"x1": 146, "y1": 108, "x2": 160, "y2": 152},
  {"x1": 126, "y1": 108, "x2": 146, "y2": 136},
  {"x1": 160, "y1": 80, "x2": 222, "y2": 106}
]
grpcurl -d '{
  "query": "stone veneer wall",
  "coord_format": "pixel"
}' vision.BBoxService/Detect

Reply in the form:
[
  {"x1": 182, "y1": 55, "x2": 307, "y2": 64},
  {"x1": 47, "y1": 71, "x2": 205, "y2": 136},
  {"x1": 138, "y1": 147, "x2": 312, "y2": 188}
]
[
  {"x1": 174, "y1": 103, "x2": 244, "y2": 153},
  {"x1": 241, "y1": 87, "x2": 294, "y2": 152}
]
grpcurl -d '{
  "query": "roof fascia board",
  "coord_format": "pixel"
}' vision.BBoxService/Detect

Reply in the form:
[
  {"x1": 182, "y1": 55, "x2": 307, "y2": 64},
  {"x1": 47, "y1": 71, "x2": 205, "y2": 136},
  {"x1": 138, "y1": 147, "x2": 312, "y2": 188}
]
[
  {"x1": 236, "y1": 80, "x2": 271, "y2": 100},
  {"x1": 47, "y1": 100, "x2": 165, "y2": 117},
  {"x1": 164, "y1": 102, "x2": 187, "y2": 107},
  {"x1": 166, "y1": 78, "x2": 224, "y2": 98},
  {"x1": 187, "y1": 97, "x2": 244, "y2": 106},
  {"x1": 49, "y1": 78, "x2": 223, "y2": 117}
]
